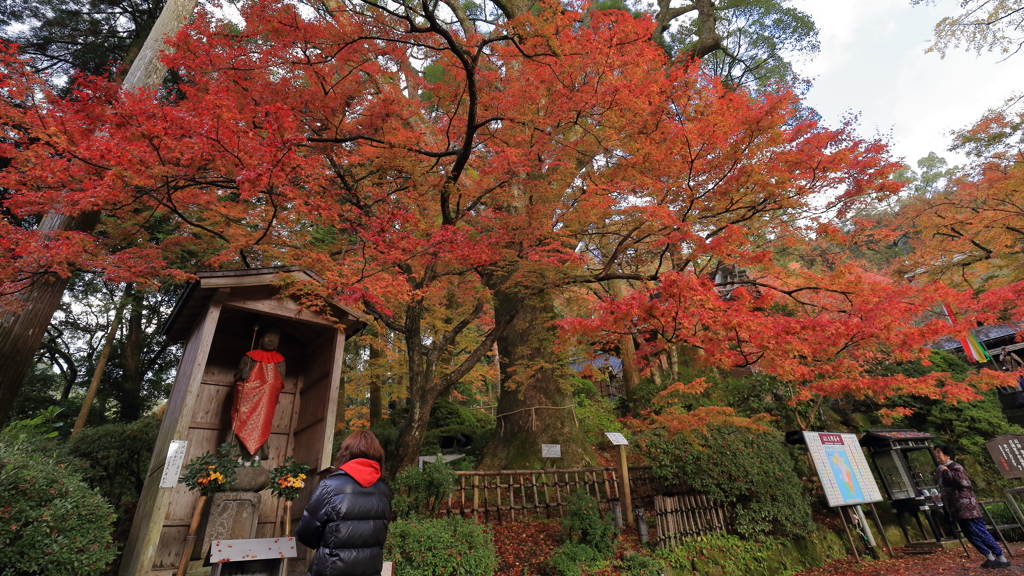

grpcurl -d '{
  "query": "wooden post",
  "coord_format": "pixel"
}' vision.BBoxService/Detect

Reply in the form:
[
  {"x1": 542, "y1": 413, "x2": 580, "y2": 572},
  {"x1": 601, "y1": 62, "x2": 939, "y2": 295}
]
[
  {"x1": 176, "y1": 495, "x2": 207, "y2": 576},
  {"x1": 473, "y1": 475, "x2": 480, "y2": 523},
  {"x1": 617, "y1": 444, "x2": 633, "y2": 526}
]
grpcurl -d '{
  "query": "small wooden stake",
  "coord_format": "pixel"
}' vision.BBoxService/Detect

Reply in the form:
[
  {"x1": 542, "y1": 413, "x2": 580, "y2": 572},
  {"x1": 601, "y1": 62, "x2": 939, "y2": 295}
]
[
  {"x1": 617, "y1": 444, "x2": 633, "y2": 526},
  {"x1": 176, "y1": 494, "x2": 207, "y2": 576},
  {"x1": 283, "y1": 501, "x2": 293, "y2": 535}
]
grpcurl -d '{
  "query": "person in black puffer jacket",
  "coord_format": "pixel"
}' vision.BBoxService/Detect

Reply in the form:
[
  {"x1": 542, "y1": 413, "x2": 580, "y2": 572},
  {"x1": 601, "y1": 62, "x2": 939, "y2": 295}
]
[{"x1": 297, "y1": 430, "x2": 392, "y2": 576}]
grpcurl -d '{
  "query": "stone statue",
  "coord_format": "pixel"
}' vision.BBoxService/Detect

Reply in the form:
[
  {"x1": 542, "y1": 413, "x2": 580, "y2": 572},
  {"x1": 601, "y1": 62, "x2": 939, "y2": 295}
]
[{"x1": 231, "y1": 325, "x2": 287, "y2": 463}]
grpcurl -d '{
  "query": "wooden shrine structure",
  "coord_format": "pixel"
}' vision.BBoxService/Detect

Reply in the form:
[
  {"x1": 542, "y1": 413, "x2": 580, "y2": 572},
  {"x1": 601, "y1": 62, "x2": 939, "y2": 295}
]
[{"x1": 120, "y1": 267, "x2": 366, "y2": 576}]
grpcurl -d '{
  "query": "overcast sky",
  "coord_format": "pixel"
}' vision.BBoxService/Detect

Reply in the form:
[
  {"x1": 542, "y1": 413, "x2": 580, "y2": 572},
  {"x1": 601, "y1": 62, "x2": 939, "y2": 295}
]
[{"x1": 790, "y1": 0, "x2": 1022, "y2": 170}]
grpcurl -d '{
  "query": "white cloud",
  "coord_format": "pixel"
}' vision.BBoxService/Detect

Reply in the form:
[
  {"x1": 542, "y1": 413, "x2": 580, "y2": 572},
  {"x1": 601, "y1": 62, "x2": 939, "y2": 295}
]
[{"x1": 791, "y1": 0, "x2": 1022, "y2": 167}]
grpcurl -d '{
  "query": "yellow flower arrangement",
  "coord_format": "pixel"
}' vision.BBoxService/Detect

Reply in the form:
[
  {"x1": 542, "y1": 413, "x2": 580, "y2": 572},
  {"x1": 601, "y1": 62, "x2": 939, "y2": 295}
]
[
  {"x1": 270, "y1": 459, "x2": 309, "y2": 502},
  {"x1": 182, "y1": 443, "x2": 240, "y2": 497}
]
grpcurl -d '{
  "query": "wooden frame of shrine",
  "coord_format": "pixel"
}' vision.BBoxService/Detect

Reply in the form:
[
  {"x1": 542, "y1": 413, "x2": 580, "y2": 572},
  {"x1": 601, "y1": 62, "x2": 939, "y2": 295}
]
[{"x1": 120, "y1": 267, "x2": 366, "y2": 576}]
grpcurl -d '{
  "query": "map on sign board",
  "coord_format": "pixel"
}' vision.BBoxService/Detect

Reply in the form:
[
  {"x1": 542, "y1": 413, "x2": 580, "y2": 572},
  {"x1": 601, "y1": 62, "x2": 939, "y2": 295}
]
[
  {"x1": 605, "y1": 432, "x2": 629, "y2": 446},
  {"x1": 985, "y1": 435, "x2": 1024, "y2": 479},
  {"x1": 803, "y1": 432, "x2": 883, "y2": 507},
  {"x1": 159, "y1": 440, "x2": 188, "y2": 488},
  {"x1": 542, "y1": 444, "x2": 562, "y2": 458}
]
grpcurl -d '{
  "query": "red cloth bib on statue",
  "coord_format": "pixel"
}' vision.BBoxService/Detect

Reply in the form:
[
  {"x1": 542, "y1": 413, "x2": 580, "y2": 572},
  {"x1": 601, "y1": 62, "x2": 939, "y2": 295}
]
[{"x1": 231, "y1": 350, "x2": 285, "y2": 455}]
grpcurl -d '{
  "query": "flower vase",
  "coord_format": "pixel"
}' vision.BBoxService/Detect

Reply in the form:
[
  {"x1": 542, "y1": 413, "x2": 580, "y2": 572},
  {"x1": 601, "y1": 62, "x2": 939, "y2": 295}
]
[{"x1": 283, "y1": 500, "x2": 293, "y2": 536}]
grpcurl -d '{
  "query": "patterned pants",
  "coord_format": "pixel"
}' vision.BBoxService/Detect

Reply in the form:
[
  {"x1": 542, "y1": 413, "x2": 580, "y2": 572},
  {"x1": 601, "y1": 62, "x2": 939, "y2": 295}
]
[{"x1": 959, "y1": 517, "x2": 1003, "y2": 557}]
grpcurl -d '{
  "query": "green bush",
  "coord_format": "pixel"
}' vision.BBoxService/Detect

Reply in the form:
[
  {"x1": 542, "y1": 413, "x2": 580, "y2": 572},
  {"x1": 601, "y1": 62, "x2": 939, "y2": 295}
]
[
  {"x1": 384, "y1": 517, "x2": 498, "y2": 576},
  {"x1": 391, "y1": 459, "x2": 458, "y2": 520},
  {"x1": 562, "y1": 490, "x2": 615, "y2": 555},
  {"x1": 68, "y1": 414, "x2": 159, "y2": 509},
  {"x1": 548, "y1": 542, "x2": 606, "y2": 576},
  {"x1": 548, "y1": 491, "x2": 616, "y2": 576},
  {"x1": 645, "y1": 424, "x2": 813, "y2": 539},
  {"x1": 655, "y1": 532, "x2": 845, "y2": 576},
  {"x1": 0, "y1": 440, "x2": 117, "y2": 575},
  {"x1": 618, "y1": 551, "x2": 666, "y2": 576}
]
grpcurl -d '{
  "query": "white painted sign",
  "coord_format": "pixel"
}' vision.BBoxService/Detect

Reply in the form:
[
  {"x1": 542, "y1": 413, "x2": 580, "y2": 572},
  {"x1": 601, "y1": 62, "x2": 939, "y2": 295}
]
[
  {"x1": 159, "y1": 440, "x2": 188, "y2": 488},
  {"x1": 803, "y1": 432, "x2": 883, "y2": 507},
  {"x1": 605, "y1": 432, "x2": 629, "y2": 446},
  {"x1": 542, "y1": 444, "x2": 562, "y2": 458},
  {"x1": 418, "y1": 454, "x2": 465, "y2": 470},
  {"x1": 210, "y1": 537, "x2": 297, "y2": 562}
]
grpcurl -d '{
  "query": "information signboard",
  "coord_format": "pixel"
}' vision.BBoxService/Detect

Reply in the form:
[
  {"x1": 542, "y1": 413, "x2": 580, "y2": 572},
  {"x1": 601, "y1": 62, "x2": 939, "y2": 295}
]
[
  {"x1": 605, "y1": 432, "x2": 629, "y2": 446},
  {"x1": 985, "y1": 435, "x2": 1024, "y2": 479},
  {"x1": 542, "y1": 444, "x2": 562, "y2": 458},
  {"x1": 803, "y1": 432, "x2": 883, "y2": 507}
]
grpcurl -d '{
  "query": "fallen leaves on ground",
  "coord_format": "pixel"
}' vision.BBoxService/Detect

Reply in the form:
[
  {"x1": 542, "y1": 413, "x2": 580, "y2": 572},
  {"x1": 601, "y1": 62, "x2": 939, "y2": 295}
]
[
  {"x1": 796, "y1": 545, "x2": 1024, "y2": 576},
  {"x1": 488, "y1": 517, "x2": 647, "y2": 576}
]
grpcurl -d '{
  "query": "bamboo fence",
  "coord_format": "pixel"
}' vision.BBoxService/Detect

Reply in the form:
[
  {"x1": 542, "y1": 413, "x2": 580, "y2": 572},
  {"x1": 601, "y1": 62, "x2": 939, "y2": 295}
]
[
  {"x1": 444, "y1": 466, "x2": 659, "y2": 522},
  {"x1": 650, "y1": 494, "x2": 730, "y2": 548}
]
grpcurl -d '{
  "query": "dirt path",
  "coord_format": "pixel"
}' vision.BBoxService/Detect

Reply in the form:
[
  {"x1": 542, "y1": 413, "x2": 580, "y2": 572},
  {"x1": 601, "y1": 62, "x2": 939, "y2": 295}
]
[{"x1": 796, "y1": 545, "x2": 1024, "y2": 576}]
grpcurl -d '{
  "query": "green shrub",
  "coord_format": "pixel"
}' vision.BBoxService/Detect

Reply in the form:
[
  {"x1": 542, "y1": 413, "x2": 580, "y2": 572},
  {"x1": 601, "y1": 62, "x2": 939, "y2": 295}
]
[
  {"x1": 548, "y1": 542, "x2": 606, "y2": 576},
  {"x1": 384, "y1": 517, "x2": 498, "y2": 576},
  {"x1": 655, "y1": 532, "x2": 845, "y2": 576},
  {"x1": 562, "y1": 490, "x2": 615, "y2": 555},
  {"x1": 658, "y1": 534, "x2": 796, "y2": 576},
  {"x1": 645, "y1": 424, "x2": 813, "y2": 538},
  {"x1": 391, "y1": 459, "x2": 458, "y2": 520},
  {"x1": 68, "y1": 414, "x2": 159, "y2": 509},
  {"x1": 619, "y1": 551, "x2": 666, "y2": 576},
  {"x1": 0, "y1": 440, "x2": 117, "y2": 575},
  {"x1": 548, "y1": 491, "x2": 617, "y2": 576}
]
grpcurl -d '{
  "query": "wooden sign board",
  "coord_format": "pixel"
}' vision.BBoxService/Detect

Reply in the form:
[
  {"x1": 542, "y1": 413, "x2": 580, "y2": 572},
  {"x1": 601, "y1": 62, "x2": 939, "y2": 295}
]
[
  {"x1": 159, "y1": 440, "x2": 188, "y2": 488},
  {"x1": 542, "y1": 444, "x2": 561, "y2": 458},
  {"x1": 210, "y1": 538, "x2": 297, "y2": 563},
  {"x1": 986, "y1": 435, "x2": 1024, "y2": 479},
  {"x1": 605, "y1": 432, "x2": 629, "y2": 446}
]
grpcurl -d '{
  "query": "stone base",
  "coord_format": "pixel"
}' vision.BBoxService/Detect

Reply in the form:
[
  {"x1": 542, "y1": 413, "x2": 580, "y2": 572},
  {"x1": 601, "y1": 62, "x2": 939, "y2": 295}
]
[{"x1": 193, "y1": 492, "x2": 262, "y2": 562}]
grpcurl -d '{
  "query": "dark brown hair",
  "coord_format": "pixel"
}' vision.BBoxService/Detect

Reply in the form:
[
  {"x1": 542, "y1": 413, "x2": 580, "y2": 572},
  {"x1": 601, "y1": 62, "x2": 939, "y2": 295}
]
[{"x1": 334, "y1": 430, "x2": 385, "y2": 468}]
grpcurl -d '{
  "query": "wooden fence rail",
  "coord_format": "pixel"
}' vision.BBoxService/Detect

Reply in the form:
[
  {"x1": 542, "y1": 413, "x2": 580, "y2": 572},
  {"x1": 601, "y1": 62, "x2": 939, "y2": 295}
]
[
  {"x1": 651, "y1": 494, "x2": 730, "y2": 548},
  {"x1": 444, "y1": 466, "x2": 658, "y2": 522}
]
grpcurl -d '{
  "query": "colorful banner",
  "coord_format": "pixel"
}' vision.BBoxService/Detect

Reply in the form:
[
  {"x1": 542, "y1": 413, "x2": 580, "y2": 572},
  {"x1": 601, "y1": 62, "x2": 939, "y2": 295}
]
[{"x1": 942, "y1": 304, "x2": 989, "y2": 363}]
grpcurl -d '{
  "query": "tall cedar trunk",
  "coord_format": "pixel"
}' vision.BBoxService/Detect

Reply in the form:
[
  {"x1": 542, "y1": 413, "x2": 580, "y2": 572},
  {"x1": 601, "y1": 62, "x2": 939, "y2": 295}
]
[
  {"x1": 0, "y1": 0, "x2": 200, "y2": 424},
  {"x1": 480, "y1": 291, "x2": 593, "y2": 469}
]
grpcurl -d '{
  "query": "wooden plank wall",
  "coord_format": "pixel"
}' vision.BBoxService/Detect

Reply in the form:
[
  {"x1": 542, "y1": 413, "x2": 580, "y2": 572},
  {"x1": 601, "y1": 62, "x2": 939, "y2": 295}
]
[{"x1": 119, "y1": 293, "x2": 224, "y2": 576}]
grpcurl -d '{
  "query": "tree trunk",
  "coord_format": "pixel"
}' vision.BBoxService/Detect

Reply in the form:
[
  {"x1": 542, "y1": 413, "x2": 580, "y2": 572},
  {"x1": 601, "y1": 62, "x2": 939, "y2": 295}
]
[
  {"x1": 73, "y1": 286, "x2": 129, "y2": 434},
  {"x1": 369, "y1": 340, "x2": 383, "y2": 426},
  {"x1": 0, "y1": 0, "x2": 200, "y2": 424},
  {"x1": 480, "y1": 290, "x2": 593, "y2": 470},
  {"x1": 609, "y1": 281, "x2": 641, "y2": 408},
  {"x1": 118, "y1": 285, "x2": 146, "y2": 421},
  {"x1": 389, "y1": 384, "x2": 439, "y2": 478}
]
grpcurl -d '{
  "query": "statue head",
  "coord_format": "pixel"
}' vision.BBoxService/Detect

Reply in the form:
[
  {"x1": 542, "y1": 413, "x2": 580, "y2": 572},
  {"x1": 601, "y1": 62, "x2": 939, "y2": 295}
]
[{"x1": 258, "y1": 325, "x2": 282, "y2": 351}]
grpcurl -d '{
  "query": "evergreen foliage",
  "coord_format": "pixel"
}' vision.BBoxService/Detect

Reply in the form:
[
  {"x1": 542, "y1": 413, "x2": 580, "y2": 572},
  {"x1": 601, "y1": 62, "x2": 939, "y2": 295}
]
[
  {"x1": 390, "y1": 459, "x2": 458, "y2": 520},
  {"x1": 384, "y1": 517, "x2": 498, "y2": 576},
  {"x1": 1, "y1": 0, "x2": 165, "y2": 87},
  {"x1": 0, "y1": 418, "x2": 117, "y2": 575},
  {"x1": 645, "y1": 424, "x2": 813, "y2": 538},
  {"x1": 548, "y1": 490, "x2": 616, "y2": 576}
]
